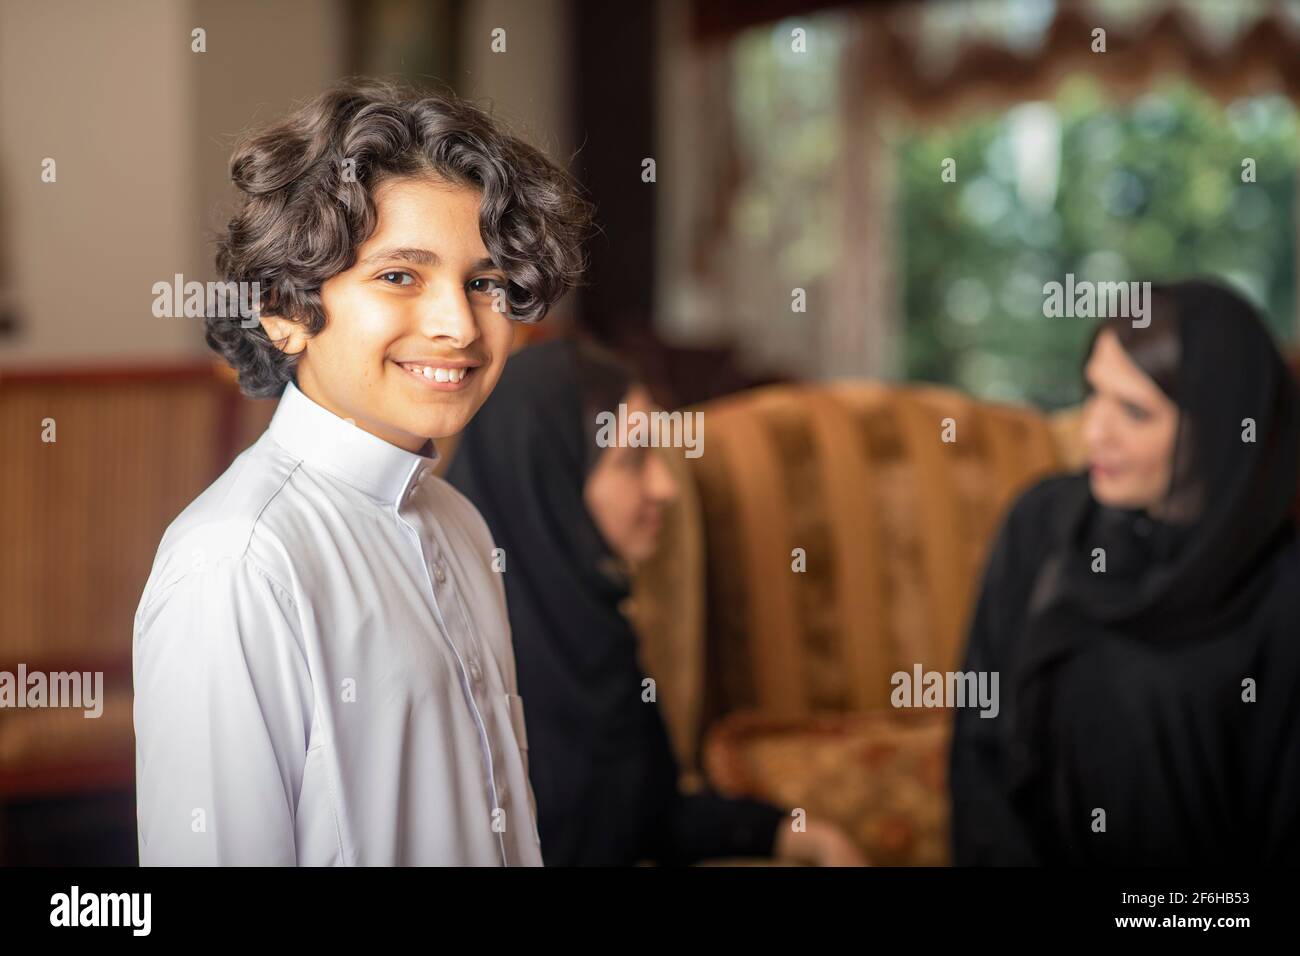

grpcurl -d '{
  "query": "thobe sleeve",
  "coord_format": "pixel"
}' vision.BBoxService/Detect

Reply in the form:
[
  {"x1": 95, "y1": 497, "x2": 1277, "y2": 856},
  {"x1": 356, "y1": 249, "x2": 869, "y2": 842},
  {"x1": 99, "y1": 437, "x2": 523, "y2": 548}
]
[
  {"x1": 133, "y1": 556, "x2": 313, "y2": 865},
  {"x1": 949, "y1": 497, "x2": 1039, "y2": 866}
]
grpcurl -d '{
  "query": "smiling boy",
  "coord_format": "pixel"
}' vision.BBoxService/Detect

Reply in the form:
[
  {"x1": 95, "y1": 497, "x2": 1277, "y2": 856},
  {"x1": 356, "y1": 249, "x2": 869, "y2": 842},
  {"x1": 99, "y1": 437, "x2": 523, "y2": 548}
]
[{"x1": 132, "y1": 81, "x2": 591, "y2": 865}]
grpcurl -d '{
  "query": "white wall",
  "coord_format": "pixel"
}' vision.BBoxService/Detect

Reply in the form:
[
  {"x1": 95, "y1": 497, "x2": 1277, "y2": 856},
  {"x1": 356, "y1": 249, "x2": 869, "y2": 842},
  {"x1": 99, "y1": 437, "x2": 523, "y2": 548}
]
[
  {"x1": 0, "y1": 0, "x2": 346, "y2": 367},
  {"x1": 458, "y1": 0, "x2": 575, "y2": 165}
]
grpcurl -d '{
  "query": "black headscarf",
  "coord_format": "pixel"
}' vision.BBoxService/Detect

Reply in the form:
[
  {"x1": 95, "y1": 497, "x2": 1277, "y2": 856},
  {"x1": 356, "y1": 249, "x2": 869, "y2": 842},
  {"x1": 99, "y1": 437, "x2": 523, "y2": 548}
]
[{"x1": 1006, "y1": 279, "x2": 1300, "y2": 863}]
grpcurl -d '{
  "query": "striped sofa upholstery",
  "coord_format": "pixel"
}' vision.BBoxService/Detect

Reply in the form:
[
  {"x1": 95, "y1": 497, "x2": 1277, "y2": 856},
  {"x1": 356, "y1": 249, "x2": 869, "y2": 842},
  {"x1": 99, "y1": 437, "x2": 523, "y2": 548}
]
[
  {"x1": 626, "y1": 382, "x2": 1065, "y2": 863},
  {"x1": 0, "y1": 365, "x2": 275, "y2": 800},
  {"x1": 630, "y1": 383, "x2": 1062, "y2": 761}
]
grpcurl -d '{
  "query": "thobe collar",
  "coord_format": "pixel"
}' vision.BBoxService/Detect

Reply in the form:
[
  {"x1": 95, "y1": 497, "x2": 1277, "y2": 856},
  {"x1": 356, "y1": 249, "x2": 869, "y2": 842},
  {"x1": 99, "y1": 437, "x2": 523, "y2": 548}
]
[{"x1": 268, "y1": 379, "x2": 440, "y2": 506}]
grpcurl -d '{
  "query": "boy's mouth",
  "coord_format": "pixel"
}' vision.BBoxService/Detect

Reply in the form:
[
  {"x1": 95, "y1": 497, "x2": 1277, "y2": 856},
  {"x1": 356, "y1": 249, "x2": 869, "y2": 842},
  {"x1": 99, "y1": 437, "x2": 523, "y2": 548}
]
[{"x1": 392, "y1": 360, "x2": 478, "y2": 391}]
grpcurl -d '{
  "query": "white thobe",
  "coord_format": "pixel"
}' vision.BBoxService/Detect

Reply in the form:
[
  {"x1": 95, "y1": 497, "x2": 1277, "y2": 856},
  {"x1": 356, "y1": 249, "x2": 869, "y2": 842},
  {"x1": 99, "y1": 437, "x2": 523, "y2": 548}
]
[{"x1": 133, "y1": 380, "x2": 542, "y2": 866}]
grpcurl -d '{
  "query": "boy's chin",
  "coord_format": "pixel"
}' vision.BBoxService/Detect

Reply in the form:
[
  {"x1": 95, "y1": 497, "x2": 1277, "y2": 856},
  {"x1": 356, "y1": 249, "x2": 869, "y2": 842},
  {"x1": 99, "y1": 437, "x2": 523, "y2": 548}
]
[{"x1": 407, "y1": 408, "x2": 477, "y2": 443}]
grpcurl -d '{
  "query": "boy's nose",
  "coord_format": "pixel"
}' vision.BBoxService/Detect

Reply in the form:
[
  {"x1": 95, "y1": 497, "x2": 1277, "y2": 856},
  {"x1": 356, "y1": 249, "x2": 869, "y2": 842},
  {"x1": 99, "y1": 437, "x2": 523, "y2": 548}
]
[{"x1": 420, "y1": 287, "x2": 482, "y2": 349}]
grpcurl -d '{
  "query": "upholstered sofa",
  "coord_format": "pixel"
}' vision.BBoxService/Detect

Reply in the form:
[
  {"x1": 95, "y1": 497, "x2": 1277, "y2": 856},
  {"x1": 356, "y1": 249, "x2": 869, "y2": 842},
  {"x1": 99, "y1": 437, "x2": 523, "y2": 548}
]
[
  {"x1": 626, "y1": 382, "x2": 1090, "y2": 866},
  {"x1": 0, "y1": 366, "x2": 276, "y2": 840}
]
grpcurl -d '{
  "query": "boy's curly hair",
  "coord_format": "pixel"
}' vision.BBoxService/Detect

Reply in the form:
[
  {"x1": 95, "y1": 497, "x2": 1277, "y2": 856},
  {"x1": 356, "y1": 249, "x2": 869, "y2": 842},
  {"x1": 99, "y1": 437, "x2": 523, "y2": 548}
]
[{"x1": 210, "y1": 80, "x2": 594, "y2": 398}]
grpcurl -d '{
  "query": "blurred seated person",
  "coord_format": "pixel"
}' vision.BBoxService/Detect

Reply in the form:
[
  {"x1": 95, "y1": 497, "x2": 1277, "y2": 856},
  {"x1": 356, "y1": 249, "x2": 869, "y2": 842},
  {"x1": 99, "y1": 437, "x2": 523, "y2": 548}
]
[
  {"x1": 448, "y1": 337, "x2": 865, "y2": 866},
  {"x1": 950, "y1": 279, "x2": 1300, "y2": 865}
]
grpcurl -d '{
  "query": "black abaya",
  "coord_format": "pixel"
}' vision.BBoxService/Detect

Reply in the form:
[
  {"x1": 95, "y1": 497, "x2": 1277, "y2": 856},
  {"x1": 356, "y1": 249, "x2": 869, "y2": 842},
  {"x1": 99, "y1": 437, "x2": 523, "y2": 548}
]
[{"x1": 951, "y1": 280, "x2": 1300, "y2": 865}]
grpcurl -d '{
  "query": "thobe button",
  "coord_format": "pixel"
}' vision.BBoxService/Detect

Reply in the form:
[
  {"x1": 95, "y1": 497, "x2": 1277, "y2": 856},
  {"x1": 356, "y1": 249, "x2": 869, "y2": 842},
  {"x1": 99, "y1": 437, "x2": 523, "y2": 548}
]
[
  {"x1": 434, "y1": 564, "x2": 446, "y2": 583},
  {"x1": 468, "y1": 659, "x2": 482, "y2": 682}
]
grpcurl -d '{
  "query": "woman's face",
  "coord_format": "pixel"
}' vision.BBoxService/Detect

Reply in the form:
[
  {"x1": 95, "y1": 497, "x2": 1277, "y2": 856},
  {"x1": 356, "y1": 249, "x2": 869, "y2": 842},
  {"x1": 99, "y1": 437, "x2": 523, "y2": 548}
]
[
  {"x1": 1081, "y1": 329, "x2": 1180, "y2": 513},
  {"x1": 583, "y1": 385, "x2": 680, "y2": 564}
]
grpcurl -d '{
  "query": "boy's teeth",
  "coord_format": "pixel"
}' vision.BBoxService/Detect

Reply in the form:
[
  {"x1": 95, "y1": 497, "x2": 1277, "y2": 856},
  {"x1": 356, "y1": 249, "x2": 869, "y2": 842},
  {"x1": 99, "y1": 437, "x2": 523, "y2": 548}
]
[{"x1": 408, "y1": 364, "x2": 465, "y2": 383}]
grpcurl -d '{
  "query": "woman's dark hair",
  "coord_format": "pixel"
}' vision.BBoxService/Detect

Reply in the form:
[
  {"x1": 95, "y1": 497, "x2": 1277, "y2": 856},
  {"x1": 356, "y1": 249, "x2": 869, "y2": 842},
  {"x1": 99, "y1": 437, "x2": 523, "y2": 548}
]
[
  {"x1": 210, "y1": 79, "x2": 595, "y2": 398},
  {"x1": 1086, "y1": 285, "x2": 1183, "y2": 401}
]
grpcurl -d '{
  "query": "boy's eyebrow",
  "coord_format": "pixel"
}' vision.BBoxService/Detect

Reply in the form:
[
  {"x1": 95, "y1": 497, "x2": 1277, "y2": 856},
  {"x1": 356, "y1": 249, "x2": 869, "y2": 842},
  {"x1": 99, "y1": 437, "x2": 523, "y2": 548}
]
[{"x1": 359, "y1": 247, "x2": 500, "y2": 271}]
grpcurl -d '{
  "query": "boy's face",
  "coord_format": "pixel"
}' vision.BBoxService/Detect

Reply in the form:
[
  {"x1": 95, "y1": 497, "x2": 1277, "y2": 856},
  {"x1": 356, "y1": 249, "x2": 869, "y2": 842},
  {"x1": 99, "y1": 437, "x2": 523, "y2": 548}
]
[{"x1": 263, "y1": 176, "x2": 516, "y2": 451}]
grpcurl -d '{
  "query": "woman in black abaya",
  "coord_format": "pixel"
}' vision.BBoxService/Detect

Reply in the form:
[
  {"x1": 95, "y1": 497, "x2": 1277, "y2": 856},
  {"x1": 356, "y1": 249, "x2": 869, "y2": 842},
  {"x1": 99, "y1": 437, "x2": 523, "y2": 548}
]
[
  {"x1": 447, "y1": 337, "x2": 865, "y2": 866},
  {"x1": 950, "y1": 278, "x2": 1300, "y2": 865}
]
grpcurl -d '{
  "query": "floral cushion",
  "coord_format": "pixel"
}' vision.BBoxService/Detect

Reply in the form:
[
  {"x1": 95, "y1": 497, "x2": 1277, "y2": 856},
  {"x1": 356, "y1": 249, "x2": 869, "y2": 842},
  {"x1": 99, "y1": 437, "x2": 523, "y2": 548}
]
[{"x1": 703, "y1": 709, "x2": 953, "y2": 866}]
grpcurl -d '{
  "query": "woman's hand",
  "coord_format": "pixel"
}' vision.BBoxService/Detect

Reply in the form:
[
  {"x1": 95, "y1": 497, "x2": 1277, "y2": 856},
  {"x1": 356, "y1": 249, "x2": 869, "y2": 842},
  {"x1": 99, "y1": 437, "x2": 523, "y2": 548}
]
[{"x1": 773, "y1": 818, "x2": 870, "y2": 866}]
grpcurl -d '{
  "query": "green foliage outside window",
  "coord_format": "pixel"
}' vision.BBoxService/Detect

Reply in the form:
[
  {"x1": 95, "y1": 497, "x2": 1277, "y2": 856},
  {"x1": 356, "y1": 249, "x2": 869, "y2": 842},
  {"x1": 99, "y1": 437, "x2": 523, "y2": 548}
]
[{"x1": 895, "y1": 77, "x2": 1298, "y2": 409}]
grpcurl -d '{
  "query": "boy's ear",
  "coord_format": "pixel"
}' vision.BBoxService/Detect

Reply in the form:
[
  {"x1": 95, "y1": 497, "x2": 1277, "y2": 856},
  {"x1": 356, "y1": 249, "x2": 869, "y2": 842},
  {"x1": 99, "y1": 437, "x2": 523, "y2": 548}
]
[{"x1": 261, "y1": 313, "x2": 308, "y2": 356}]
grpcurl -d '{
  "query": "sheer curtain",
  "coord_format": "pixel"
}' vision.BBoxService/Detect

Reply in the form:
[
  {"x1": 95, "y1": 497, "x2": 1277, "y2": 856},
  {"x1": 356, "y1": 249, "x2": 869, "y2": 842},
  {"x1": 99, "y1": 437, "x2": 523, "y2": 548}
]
[
  {"x1": 654, "y1": 0, "x2": 1300, "y2": 379},
  {"x1": 656, "y1": 1, "x2": 900, "y2": 380}
]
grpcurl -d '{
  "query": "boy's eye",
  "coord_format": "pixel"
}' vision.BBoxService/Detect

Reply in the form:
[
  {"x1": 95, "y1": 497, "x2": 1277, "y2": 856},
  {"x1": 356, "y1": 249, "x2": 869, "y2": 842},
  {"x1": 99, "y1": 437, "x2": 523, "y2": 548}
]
[
  {"x1": 468, "y1": 276, "x2": 506, "y2": 295},
  {"x1": 379, "y1": 271, "x2": 415, "y2": 286}
]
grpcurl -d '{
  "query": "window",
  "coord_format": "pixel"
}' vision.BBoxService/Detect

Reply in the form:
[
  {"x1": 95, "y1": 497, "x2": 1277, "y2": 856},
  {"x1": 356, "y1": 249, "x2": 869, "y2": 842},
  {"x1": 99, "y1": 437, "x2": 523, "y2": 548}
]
[{"x1": 895, "y1": 77, "x2": 1298, "y2": 408}]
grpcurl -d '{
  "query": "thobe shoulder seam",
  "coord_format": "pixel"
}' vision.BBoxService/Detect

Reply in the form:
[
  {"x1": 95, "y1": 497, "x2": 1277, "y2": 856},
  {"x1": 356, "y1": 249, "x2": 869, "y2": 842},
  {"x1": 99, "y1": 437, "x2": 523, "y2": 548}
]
[
  {"x1": 139, "y1": 457, "x2": 304, "y2": 613},
  {"x1": 237, "y1": 456, "x2": 305, "y2": 563},
  {"x1": 137, "y1": 553, "x2": 300, "y2": 619}
]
